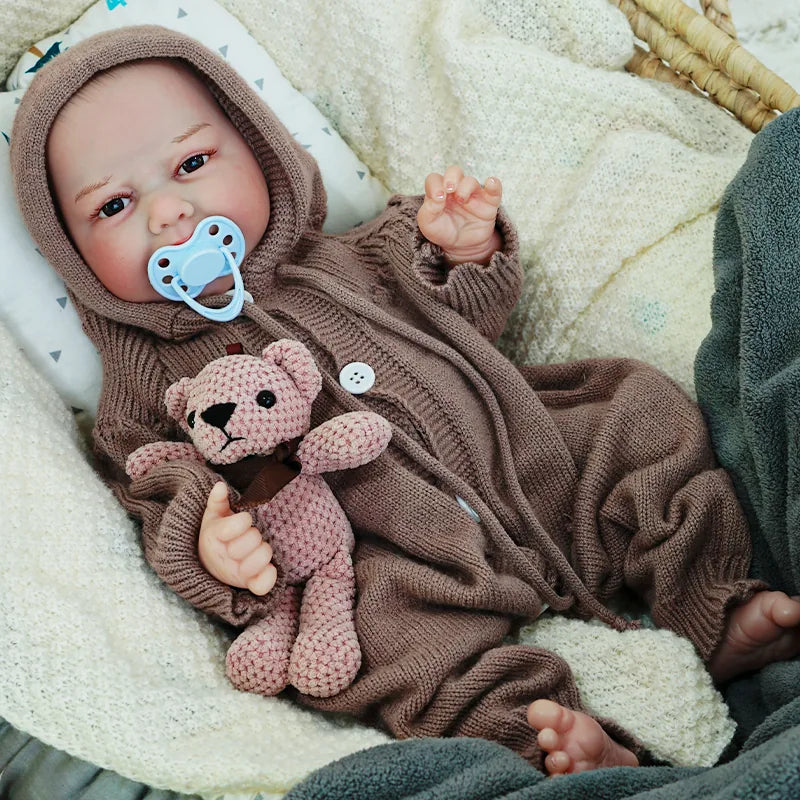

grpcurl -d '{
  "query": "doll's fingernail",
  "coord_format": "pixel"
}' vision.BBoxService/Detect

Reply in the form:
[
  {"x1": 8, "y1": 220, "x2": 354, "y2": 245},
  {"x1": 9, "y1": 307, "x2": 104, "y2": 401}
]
[
  {"x1": 445, "y1": 183, "x2": 455, "y2": 192},
  {"x1": 435, "y1": 191, "x2": 445, "y2": 200}
]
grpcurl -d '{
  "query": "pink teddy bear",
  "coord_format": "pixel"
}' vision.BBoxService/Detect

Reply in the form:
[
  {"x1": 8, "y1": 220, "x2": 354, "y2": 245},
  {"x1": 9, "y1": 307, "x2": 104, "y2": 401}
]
[{"x1": 126, "y1": 339, "x2": 392, "y2": 698}]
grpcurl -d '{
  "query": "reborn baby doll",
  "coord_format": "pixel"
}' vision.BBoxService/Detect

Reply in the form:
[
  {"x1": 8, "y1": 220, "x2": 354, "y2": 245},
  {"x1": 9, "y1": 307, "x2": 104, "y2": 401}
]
[
  {"x1": 126, "y1": 339, "x2": 392, "y2": 698},
  {"x1": 12, "y1": 25, "x2": 800, "y2": 775}
]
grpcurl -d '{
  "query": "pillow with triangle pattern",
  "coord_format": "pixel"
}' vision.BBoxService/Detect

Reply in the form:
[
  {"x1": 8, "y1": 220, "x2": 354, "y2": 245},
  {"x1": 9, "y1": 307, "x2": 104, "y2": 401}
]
[{"x1": 1, "y1": 0, "x2": 390, "y2": 418}]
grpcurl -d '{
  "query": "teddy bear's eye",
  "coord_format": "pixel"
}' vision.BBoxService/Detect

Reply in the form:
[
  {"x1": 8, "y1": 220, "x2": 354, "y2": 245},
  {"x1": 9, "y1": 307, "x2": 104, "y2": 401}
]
[
  {"x1": 187, "y1": 410, "x2": 196, "y2": 429},
  {"x1": 256, "y1": 390, "x2": 276, "y2": 409}
]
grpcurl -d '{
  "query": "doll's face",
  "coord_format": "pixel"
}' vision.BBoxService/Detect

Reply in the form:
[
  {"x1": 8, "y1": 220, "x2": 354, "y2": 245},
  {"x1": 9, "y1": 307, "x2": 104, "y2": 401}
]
[{"x1": 47, "y1": 59, "x2": 270, "y2": 302}]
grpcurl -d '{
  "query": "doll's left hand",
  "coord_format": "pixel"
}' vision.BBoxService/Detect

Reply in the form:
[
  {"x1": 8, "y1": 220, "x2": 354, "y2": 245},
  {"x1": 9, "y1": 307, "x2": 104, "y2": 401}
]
[{"x1": 417, "y1": 165, "x2": 502, "y2": 265}]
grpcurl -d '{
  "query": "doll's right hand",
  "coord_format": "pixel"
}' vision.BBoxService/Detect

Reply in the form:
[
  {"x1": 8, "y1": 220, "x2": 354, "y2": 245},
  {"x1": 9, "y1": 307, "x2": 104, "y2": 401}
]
[{"x1": 198, "y1": 481, "x2": 278, "y2": 596}]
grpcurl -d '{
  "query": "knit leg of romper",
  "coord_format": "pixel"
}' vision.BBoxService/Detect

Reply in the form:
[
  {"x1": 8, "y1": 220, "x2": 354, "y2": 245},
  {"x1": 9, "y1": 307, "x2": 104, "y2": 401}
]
[
  {"x1": 523, "y1": 357, "x2": 764, "y2": 662},
  {"x1": 301, "y1": 454, "x2": 642, "y2": 771}
]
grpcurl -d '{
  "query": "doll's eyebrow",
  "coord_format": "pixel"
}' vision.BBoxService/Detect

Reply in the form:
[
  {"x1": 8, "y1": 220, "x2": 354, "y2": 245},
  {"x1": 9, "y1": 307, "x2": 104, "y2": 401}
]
[
  {"x1": 74, "y1": 176, "x2": 111, "y2": 204},
  {"x1": 172, "y1": 122, "x2": 210, "y2": 143},
  {"x1": 72, "y1": 124, "x2": 211, "y2": 204}
]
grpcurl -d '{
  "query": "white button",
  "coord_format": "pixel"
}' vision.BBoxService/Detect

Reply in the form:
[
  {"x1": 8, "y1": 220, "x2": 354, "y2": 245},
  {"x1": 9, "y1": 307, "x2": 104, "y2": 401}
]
[
  {"x1": 338, "y1": 362, "x2": 375, "y2": 394},
  {"x1": 455, "y1": 495, "x2": 481, "y2": 523}
]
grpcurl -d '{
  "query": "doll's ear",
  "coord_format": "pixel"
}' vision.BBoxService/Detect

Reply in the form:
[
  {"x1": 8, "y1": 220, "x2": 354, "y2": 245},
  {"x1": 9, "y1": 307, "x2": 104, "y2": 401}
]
[
  {"x1": 262, "y1": 339, "x2": 322, "y2": 404},
  {"x1": 164, "y1": 377, "x2": 193, "y2": 430}
]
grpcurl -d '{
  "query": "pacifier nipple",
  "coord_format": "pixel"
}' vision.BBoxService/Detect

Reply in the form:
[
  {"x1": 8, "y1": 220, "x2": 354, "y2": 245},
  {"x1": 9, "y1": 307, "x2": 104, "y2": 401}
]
[{"x1": 148, "y1": 216, "x2": 247, "y2": 322}]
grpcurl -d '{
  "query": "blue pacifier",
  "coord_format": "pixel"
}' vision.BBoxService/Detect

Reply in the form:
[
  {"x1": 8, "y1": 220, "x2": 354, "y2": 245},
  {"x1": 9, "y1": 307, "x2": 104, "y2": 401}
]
[{"x1": 147, "y1": 216, "x2": 246, "y2": 322}]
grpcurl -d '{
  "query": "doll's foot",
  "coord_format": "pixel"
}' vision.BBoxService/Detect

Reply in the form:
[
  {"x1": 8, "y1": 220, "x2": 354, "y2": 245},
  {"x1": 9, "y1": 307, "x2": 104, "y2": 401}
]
[
  {"x1": 527, "y1": 699, "x2": 639, "y2": 775},
  {"x1": 289, "y1": 619, "x2": 361, "y2": 698},
  {"x1": 709, "y1": 590, "x2": 800, "y2": 683}
]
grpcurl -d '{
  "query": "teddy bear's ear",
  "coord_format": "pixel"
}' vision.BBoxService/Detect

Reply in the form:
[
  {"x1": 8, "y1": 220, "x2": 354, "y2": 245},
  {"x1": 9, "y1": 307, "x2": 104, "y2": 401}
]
[
  {"x1": 262, "y1": 339, "x2": 322, "y2": 404},
  {"x1": 164, "y1": 377, "x2": 193, "y2": 431}
]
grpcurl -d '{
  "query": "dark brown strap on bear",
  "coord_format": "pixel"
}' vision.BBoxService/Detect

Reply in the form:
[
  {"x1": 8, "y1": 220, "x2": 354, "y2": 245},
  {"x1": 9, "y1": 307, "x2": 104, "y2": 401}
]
[{"x1": 212, "y1": 437, "x2": 302, "y2": 511}]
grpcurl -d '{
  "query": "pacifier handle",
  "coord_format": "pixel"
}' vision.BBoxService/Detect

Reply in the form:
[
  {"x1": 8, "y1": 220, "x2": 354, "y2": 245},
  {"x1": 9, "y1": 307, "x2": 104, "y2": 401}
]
[{"x1": 170, "y1": 249, "x2": 244, "y2": 322}]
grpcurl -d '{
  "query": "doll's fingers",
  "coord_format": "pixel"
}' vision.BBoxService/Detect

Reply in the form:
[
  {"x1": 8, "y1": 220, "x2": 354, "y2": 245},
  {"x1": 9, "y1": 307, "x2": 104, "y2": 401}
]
[
  {"x1": 226, "y1": 525, "x2": 264, "y2": 557},
  {"x1": 482, "y1": 176, "x2": 502, "y2": 204},
  {"x1": 215, "y1": 511, "x2": 255, "y2": 542},
  {"x1": 424, "y1": 172, "x2": 445, "y2": 201},
  {"x1": 203, "y1": 481, "x2": 232, "y2": 519},
  {"x1": 239, "y1": 541, "x2": 274, "y2": 580},
  {"x1": 417, "y1": 193, "x2": 446, "y2": 232},
  {"x1": 246, "y1": 563, "x2": 278, "y2": 596},
  {"x1": 442, "y1": 165, "x2": 464, "y2": 194},
  {"x1": 454, "y1": 175, "x2": 480, "y2": 203}
]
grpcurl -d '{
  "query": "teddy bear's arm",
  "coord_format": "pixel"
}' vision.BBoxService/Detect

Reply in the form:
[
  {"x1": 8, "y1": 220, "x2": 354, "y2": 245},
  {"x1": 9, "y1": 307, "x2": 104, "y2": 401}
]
[
  {"x1": 297, "y1": 411, "x2": 392, "y2": 475},
  {"x1": 125, "y1": 441, "x2": 205, "y2": 479}
]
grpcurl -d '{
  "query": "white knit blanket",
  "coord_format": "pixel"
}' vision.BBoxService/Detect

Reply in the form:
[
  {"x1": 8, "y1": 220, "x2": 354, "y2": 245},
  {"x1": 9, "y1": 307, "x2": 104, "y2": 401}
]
[{"x1": 0, "y1": 0, "x2": 765, "y2": 795}]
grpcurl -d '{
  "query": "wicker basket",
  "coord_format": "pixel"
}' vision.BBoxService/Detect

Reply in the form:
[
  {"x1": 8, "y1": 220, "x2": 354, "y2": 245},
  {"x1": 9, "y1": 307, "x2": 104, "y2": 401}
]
[{"x1": 610, "y1": 0, "x2": 800, "y2": 132}]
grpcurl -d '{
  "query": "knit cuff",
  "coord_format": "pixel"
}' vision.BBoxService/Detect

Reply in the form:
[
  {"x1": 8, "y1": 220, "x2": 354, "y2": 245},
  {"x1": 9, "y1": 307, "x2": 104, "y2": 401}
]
[
  {"x1": 413, "y1": 206, "x2": 522, "y2": 342},
  {"x1": 127, "y1": 459, "x2": 278, "y2": 626},
  {"x1": 654, "y1": 560, "x2": 767, "y2": 662},
  {"x1": 384, "y1": 195, "x2": 523, "y2": 342}
]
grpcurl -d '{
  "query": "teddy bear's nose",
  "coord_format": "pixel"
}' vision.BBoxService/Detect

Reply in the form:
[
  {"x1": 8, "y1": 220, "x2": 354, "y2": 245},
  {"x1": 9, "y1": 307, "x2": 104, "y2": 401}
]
[{"x1": 201, "y1": 402, "x2": 236, "y2": 430}]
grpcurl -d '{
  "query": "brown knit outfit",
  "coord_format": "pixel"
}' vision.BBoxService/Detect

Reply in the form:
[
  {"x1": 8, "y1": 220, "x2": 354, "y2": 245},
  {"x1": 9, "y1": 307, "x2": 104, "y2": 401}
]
[{"x1": 11, "y1": 26, "x2": 761, "y2": 769}]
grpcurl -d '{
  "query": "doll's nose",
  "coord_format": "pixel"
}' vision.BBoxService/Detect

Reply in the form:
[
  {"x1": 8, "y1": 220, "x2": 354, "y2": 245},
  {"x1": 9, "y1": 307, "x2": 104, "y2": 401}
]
[
  {"x1": 147, "y1": 192, "x2": 195, "y2": 236},
  {"x1": 201, "y1": 402, "x2": 236, "y2": 430}
]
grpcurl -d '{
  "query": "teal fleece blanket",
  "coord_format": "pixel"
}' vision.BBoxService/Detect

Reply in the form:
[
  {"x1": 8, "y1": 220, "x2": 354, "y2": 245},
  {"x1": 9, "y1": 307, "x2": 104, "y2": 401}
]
[
  {"x1": 695, "y1": 106, "x2": 800, "y2": 597},
  {"x1": 285, "y1": 723, "x2": 800, "y2": 799},
  {"x1": 284, "y1": 111, "x2": 800, "y2": 800}
]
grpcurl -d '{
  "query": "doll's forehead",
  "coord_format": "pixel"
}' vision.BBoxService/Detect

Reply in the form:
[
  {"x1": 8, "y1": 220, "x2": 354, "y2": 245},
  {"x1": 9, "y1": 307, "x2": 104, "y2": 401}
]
[
  {"x1": 47, "y1": 58, "x2": 228, "y2": 202},
  {"x1": 67, "y1": 57, "x2": 214, "y2": 107},
  {"x1": 49, "y1": 57, "x2": 225, "y2": 146}
]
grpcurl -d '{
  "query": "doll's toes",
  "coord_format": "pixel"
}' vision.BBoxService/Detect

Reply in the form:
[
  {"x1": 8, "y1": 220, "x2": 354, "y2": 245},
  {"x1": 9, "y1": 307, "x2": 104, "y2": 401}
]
[{"x1": 289, "y1": 622, "x2": 362, "y2": 698}]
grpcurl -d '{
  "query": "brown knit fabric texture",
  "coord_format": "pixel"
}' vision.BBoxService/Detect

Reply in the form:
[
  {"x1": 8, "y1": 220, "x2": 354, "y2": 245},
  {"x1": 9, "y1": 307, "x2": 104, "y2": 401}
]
[{"x1": 11, "y1": 25, "x2": 762, "y2": 770}]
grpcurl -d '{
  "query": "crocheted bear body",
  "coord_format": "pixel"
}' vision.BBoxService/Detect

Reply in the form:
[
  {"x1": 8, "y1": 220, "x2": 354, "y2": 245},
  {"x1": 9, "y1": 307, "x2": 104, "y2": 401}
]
[{"x1": 126, "y1": 339, "x2": 392, "y2": 697}]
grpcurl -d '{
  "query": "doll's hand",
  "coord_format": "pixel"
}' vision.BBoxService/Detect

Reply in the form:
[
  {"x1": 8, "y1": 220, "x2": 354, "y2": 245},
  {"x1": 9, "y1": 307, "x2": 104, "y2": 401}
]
[
  {"x1": 198, "y1": 481, "x2": 277, "y2": 596},
  {"x1": 417, "y1": 165, "x2": 503, "y2": 265}
]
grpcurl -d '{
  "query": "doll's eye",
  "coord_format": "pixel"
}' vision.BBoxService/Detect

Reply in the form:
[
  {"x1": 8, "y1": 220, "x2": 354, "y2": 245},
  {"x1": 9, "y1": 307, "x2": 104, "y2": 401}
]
[
  {"x1": 178, "y1": 153, "x2": 210, "y2": 175},
  {"x1": 187, "y1": 410, "x2": 196, "y2": 428},
  {"x1": 256, "y1": 390, "x2": 276, "y2": 408},
  {"x1": 97, "y1": 196, "x2": 130, "y2": 218}
]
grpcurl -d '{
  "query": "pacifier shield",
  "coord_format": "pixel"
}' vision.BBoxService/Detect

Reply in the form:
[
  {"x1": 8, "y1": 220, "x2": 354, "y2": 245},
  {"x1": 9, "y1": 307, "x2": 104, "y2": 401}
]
[{"x1": 148, "y1": 216, "x2": 245, "y2": 301}]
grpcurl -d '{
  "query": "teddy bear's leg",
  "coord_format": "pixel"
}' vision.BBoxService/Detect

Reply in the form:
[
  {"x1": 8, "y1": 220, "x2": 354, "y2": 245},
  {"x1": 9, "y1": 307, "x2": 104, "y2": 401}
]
[
  {"x1": 226, "y1": 585, "x2": 300, "y2": 695},
  {"x1": 289, "y1": 547, "x2": 361, "y2": 698}
]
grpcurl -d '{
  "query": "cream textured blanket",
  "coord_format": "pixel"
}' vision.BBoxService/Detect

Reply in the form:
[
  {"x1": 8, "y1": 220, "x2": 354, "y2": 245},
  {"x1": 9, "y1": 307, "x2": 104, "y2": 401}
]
[
  {"x1": 218, "y1": 0, "x2": 754, "y2": 392},
  {"x1": 0, "y1": 0, "x2": 757, "y2": 796}
]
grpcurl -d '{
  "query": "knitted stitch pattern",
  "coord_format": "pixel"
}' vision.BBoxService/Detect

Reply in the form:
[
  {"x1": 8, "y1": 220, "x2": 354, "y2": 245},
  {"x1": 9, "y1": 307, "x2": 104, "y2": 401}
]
[{"x1": 127, "y1": 340, "x2": 392, "y2": 697}]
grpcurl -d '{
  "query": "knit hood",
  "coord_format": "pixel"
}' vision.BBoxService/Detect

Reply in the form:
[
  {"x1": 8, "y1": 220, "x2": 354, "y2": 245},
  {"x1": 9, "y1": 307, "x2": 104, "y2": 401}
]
[{"x1": 10, "y1": 25, "x2": 327, "y2": 339}]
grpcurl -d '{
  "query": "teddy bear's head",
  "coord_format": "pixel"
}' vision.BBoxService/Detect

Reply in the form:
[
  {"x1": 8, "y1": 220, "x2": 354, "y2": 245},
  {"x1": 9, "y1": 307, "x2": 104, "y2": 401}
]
[{"x1": 164, "y1": 339, "x2": 323, "y2": 465}]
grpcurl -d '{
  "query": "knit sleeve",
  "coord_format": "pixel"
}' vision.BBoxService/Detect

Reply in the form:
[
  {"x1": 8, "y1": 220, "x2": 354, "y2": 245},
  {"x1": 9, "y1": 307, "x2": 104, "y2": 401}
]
[
  {"x1": 378, "y1": 194, "x2": 523, "y2": 342},
  {"x1": 91, "y1": 333, "x2": 277, "y2": 626},
  {"x1": 520, "y1": 356, "x2": 766, "y2": 661}
]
